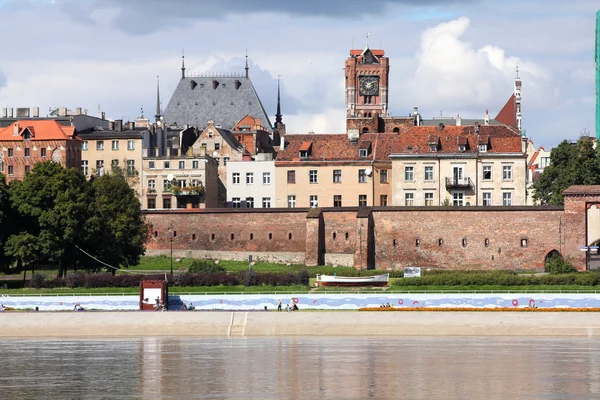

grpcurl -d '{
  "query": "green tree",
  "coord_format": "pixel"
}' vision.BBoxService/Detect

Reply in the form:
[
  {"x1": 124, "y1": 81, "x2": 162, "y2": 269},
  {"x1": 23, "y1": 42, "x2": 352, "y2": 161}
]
[
  {"x1": 84, "y1": 170, "x2": 148, "y2": 274},
  {"x1": 6, "y1": 162, "x2": 91, "y2": 277},
  {"x1": 0, "y1": 174, "x2": 18, "y2": 272},
  {"x1": 532, "y1": 139, "x2": 600, "y2": 205}
]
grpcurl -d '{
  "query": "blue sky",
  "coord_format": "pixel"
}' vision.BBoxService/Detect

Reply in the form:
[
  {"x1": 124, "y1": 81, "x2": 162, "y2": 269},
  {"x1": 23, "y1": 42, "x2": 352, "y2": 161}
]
[{"x1": 0, "y1": 0, "x2": 597, "y2": 148}]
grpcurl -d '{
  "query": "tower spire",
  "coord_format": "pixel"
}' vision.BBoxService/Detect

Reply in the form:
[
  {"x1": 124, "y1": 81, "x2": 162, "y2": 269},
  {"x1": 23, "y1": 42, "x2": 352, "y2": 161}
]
[
  {"x1": 275, "y1": 75, "x2": 282, "y2": 125},
  {"x1": 514, "y1": 63, "x2": 522, "y2": 133},
  {"x1": 181, "y1": 50, "x2": 186, "y2": 80},
  {"x1": 245, "y1": 49, "x2": 249, "y2": 78},
  {"x1": 155, "y1": 75, "x2": 161, "y2": 123}
]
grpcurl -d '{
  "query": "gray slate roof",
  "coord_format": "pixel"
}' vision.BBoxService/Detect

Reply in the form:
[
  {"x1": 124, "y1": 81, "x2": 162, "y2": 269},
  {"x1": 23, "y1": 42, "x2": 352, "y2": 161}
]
[
  {"x1": 420, "y1": 118, "x2": 503, "y2": 127},
  {"x1": 164, "y1": 75, "x2": 272, "y2": 133}
]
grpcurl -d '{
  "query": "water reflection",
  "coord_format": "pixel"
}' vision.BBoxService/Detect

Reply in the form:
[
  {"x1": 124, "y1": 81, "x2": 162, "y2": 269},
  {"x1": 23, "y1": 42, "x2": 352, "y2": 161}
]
[{"x1": 0, "y1": 337, "x2": 599, "y2": 399}]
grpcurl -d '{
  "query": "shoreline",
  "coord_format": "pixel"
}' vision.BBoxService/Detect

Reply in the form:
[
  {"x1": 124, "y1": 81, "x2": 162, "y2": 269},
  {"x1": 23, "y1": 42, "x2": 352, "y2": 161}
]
[{"x1": 3, "y1": 311, "x2": 600, "y2": 337}]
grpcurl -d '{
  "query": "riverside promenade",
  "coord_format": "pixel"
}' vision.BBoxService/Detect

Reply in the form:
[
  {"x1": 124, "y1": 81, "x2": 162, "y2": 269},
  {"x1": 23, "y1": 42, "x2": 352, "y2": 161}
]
[{"x1": 2, "y1": 311, "x2": 600, "y2": 337}]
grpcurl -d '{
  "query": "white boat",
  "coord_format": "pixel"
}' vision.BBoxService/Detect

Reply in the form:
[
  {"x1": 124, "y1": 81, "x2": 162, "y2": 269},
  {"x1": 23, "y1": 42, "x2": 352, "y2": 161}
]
[{"x1": 315, "y1": 273, "x2": 389, "y2": 287}]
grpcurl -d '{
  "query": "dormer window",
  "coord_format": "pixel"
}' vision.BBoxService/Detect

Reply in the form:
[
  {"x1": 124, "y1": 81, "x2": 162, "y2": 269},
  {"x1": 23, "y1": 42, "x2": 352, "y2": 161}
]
[
  {"x1": 458, "y1": 145, "x2": 466, "y2": 152},
  {"x1": 359, "y1": 142, "x2": 371, "y2": 157},
  {"x1": 359, "y1": 149, "x2": 368, "y2": 157},
  {"x1": 299, "y1": 141, "x2": 312, "y2": 159},
  {"x1": 478, "y1": 144, "x2": 487, "y2": 152},
  {"x1": 429, "y1": 144, "x2": 437, "y2": 152}
]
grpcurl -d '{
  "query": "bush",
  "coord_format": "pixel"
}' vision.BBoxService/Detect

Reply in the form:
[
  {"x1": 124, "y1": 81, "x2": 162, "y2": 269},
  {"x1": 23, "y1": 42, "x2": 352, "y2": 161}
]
[
  {"x1": 544, "y1": 255, "x2": 577, "y2": 274},
  {"x1": 240, "y1": 270, "x2": 258, "y2": 287},
  {"x1": 298, "y1": 270, "x2": 310, "y2": 285},
  {"x1": 188, "y1": 260, "x2": 226, "y2": 274},
  {"x1": 66, "y1": 271, "x2": 85, "y2": 288},
  {"x1": 28, "y1": 274, "x2": 46, "y2": 289}
]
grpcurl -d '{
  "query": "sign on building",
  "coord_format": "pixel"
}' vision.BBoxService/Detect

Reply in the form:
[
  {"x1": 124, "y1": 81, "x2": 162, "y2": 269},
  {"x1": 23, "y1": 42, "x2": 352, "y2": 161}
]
[{"x1": 404, "y1": 267, "x2": 421, "y2": 278}]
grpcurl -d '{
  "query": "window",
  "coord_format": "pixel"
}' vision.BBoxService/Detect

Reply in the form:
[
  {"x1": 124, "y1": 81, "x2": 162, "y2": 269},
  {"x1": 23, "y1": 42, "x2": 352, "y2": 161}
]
[
  {"x1": 358, "y1": 169, "x2": 367, "y2": 183},
  {"x1": 359, "y1": 148, "x2": 368, "y2": 157},
  {"x1": 416, "y1": 239, "x2": 420, "y2": 247},
  {"x1": 404, "y1": 166, "x2": 414, "y2": 181},
  {"x1": 232, "y1": 172, "x2": 240, "y2": 184},
  {"x1": 164, "y1": 161, "x2": 170, "y2": 169},
  {"x1": 380, "y1": 195, "x2": 388, "y2": 206},
  {"x1": 334, "y1": 195, "x2": 342, "y2": 207},
  {"x1": 405, "y1": 192, "x2": 414, "y2": 206},
  {"x1": 540, "y1": 157, "x2": 550, "y2": 169},
  {"x1": 96, "y1": 141, "x2": 104, "y2": 151},
  {"x1": 424, "y1": 166, "x2": 434, "y2": 181},
  {"x1": 8, "y1": 165, "x2": 13, "y2": 176},
  {"x1": 232, "y1": 197, "x2": 241, "y2": 208},
  {"x1": 163, "y1": 180, "x2": 171, "y2": 191},
  {"x1": 485, "y1": 238, "x2": 490, "y2": 247},
  {"x1": 359, "y1": 194, "x2": 367, "y2": 207},
  {"x1": 503, "y1": 192, "x2": 512, "y2": 206},
  {"x1": 192, "y1": 160, "x2": 199, "y2": 169},
  {"x1": 262, "y1": 197, "x2": 271, "y2": 208},
  {"x1": 8, "y1": 148, "x2": 13, "y2": 158},
  {"x1": 452, "y1": 192, "x2": 464, "y2": 206},
  {"x1": 25, "y1": 148, "x2": 30, "y2": 158},
  {"x1": 502, "y1": 165, "x2": 512, "y2": 180},
  {"x1": 425, "y1": 192, "x2": 434, "y2": 206},
  {"x1": 478, "y1": 144, "x2": 487, "y2": 152},
  {"x1": 246, "y1": 197, "x2": 254, "y2": 208},
  {"x1": 41, "y1": 148, "x2": 46, "y2": 157},
  {"x1": 179, "y1": 161, "x2": 185, "y2": 169},
  {"x1": 246, "y1": 172, "x2": 254, "y2": 184},
  {"x1": 215, "y1": 143, "x2": 220, "y2": 151},
  {"x1": 288, "y1": 195, "x2": 296, "y2": 208},
  {"x1": 224, "y1": 157, "x2": 229, "y2": 166},
  {"x1": 438, "y1": 238, "x2": 443, "y2": 247},
  {"x1": 96, "y1": 160, "x2": 104, "y2": 176},
  {"x1": 521, "y1": 238, "x2": 528, "y2": 247},
  {"x1": 309, "y1": 170, "x2": 318, "y2": 184},
  {"x1": 483, "y1": 192, "x2": 492, "y2": 206},
  {"x1": 333, "y1": 169, "x2": 342, "y2": 183},
  {"x1": 127, "y1": 160, "x2": 135, "y2": 175},
  {"x1": 147, "y1": 198, "x2": 156, "y2": 209},
  {"x1": 380, "y1": 169, "x2": 388, "y2": 183},
  {"x1": 310, "y1": 195, "x2": 318, "y2": 208},
  {"x1": 263, "y1": 172, "x2": 271, "y2": 184},
  {"x1": 163, "y1": 198, "x2": 171, "y2": 209},
  {"x1": 148, "y1": 180, "x2": 156, "y2": 190},
  {"x1": 149, "y1": 161, "x2": 155, "y2": 169},
  {"x1": 483, "y1": 165, "x2": 492, "y2": 181},
  {"x1": 81, "y1": 141, "x2": 88, "y2": 151},
  {"x1": 111, "y1": 159, "x2": 119, "y2": 169},
  {"x1": 127, "y1": 140, "x2": 135, "y2": 150},
  {"x1": 462, "y1": 238, "x2": 468, "y2": 248},
  {"x1": 25, "y1": 165, "x2": 30, "y2": 173},
  {"x1": 111, "y1": 140, "x2": 119, "y2": 150},
  {"x1": 208, "y1": 131, "x2": 213, "y2": 138},
  {"x1": 82, "y1": 160, "x2": 88, "y2": 176},
  {"x1": 287, "y1": 170, "x2": 296, "y2": 184}
]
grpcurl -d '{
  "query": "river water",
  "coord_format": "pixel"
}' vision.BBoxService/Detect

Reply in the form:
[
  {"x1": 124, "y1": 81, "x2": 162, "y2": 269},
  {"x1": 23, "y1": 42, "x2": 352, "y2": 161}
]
[{"x1": 1, "y1": 337, "x2": 599, "y2": 399}]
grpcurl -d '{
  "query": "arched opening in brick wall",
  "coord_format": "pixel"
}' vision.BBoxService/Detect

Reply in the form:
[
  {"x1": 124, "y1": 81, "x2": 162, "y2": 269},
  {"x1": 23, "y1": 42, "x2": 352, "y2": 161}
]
[
  {"x1": 544, "y1": 249, "x2": 563, "y2": 269},
  {"x1": 589, "y1": 239, "x2": 600, "y2": 270}
]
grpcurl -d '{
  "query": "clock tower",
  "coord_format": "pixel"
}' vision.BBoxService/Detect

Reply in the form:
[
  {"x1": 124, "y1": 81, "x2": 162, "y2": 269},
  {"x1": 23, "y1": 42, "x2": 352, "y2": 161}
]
[{"x1": 345, "y1": 42, "x2": 389, "y2": 119}]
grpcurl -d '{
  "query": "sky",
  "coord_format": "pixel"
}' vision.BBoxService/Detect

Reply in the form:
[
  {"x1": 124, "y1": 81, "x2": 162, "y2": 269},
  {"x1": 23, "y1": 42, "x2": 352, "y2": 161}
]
[{"x1": 0, "y1": 0, "x2": 597, "y2": 149}]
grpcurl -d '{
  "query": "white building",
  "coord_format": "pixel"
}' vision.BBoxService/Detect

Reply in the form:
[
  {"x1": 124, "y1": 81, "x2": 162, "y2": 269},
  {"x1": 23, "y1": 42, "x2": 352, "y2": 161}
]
[{"x1": 227, "y1": 154, "x2": 276, "y2": 208}]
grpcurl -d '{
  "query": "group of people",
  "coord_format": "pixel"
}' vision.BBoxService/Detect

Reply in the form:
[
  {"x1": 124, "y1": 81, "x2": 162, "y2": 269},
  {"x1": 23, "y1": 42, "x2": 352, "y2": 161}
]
[
  {"x1": 73, "y1": 303, "x2": 85, "y2": 311},
  {"x1": 0, "y1": 303, "x2": 5, "y2": 312},
  {"x1": 277, "y1": 299, "x2": 299, "y2": 312},
  {"x1": 380, "y1": 303, "x2": 392, "y2": 308}
]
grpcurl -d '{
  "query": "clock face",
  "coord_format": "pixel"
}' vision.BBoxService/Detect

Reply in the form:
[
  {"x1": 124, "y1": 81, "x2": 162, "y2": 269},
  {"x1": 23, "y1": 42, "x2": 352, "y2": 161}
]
[{"x1": 359, "y1": 76, "x2": 379, "y2": 96}]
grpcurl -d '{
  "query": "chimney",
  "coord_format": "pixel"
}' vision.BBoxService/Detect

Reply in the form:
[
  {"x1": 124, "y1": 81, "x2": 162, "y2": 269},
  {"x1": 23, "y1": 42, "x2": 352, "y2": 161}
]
[
  {"x1": 114, "y1": 119, "x2": 123, "y2": 132},
  {"x1": 484, "y1": 109, "x2": 490, "y2": 125},
  {"x1": 32, "y1": 107, "x2": 39, "y2": 118},
  {"x1": 413, "y1": 106, "x2": 421, "y2": 126},
  {"x1": 13, "y1": 122, "x2": 19, "y2": 136},
  {"x1": 109, "y1": 121, "x2": 115, "y2": 130},
  {"x1": 99, "y1": 111, "x2": 106, "y2": 120},
  {"x1": 58, "y1": 107, "x2": 67, "y2": 117},
  {"x1": 8, "y1": 108, "x2": 13, "y2": 118},
  {"x1": 279, "y1": 138, "x2": 285, "y2": 151},
  {"x1": 1, "y1": 108, "x2": 6, "y2": 118},
  {"x1": 75, "y1": 107, "x2": 82, "y2": 115},
  {"x1": 128, "y1": 121, "x2": 135, "y2": 130}
]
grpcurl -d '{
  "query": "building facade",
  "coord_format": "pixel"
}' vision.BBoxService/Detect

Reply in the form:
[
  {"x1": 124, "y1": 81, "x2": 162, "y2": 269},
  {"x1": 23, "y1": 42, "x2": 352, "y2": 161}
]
[
  {"x1": 227, "y1": 155, "x2": 275, "y2": 208},
  {"x1": 0, "y1": 120, "x2": 81, "y2": 182}
]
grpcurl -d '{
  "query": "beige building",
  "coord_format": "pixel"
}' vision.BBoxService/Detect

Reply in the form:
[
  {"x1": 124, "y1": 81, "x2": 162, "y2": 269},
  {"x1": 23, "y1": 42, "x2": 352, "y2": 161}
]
[
  {"x1": 141, "y1": 151, "x2": 218, "y2": 210},
  {"x1": 525, "y1": 139, "x2": 552, "y2": 205},
  {"x1": 390, "y1": 125, "x2": 527, "y2": 206},
  {"x1": 275, "y1": 134, "x2": 395, "y2": 208},
  {"x1": 78, "y1": 121, "x2": 145, "y2": 195}
]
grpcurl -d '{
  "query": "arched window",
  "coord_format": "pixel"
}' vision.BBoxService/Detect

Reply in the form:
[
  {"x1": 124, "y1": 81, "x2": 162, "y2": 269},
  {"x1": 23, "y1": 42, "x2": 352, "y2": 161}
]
[
  {"x1": 362, "y1": 127, "x2": 369, "y2": 134},
  {"x1": 393, "y1": 127, "x2": 400, "y2": 133}
]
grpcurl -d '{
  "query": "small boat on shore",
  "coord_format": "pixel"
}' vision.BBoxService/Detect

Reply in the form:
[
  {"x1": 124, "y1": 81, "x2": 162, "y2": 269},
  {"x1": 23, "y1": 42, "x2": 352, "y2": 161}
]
[{"x1": 315, "y1": 273, "x2": 389, "y2": 287}]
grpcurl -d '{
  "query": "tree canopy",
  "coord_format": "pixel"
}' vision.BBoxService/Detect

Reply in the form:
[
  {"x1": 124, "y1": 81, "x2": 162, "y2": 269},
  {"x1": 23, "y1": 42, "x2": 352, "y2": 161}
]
[
  {"x1": 532, "y1": 139, "x2": 600, "y2": 205},
  {"x1": 0, "y1": 161, "x2": 148, "y2": 276}
]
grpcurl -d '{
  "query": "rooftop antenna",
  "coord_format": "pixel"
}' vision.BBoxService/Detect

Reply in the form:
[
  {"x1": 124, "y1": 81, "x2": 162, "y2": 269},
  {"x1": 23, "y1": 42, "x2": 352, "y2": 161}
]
[
  {"x1": 366, "y1": 32, "x2": 370, "y2": 48},
  {"x1": 245, "y1": 49, "x2": 249, "y2": 78},
  {"x1": 181, "y1": 49, "x2": 186, "y2": 80}
]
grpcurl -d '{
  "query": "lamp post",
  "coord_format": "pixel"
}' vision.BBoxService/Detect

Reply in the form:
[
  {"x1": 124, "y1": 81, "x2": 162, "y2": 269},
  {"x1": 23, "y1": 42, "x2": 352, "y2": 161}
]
[{"x1": 168, "y1": 224, "x2": 174, "y2": 277}]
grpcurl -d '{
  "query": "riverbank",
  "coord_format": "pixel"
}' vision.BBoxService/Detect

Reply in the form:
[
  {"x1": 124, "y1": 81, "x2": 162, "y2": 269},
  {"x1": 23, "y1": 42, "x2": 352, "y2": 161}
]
[{"x1": 2, "y1": 311, "x2": 600, "y2": 337}]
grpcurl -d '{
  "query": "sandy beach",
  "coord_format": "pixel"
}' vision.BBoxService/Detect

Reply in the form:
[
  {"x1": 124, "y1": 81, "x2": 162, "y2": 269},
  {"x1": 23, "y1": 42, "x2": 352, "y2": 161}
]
[{"x1": 2, "y1": 311, "x2": 600, "y2": 337}]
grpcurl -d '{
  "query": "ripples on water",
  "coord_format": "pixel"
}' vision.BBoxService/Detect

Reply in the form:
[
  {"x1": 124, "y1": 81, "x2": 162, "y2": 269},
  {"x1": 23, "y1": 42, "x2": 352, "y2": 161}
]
[{"x1": 1, "y1": 337, "x2": 599, "y2": 399}]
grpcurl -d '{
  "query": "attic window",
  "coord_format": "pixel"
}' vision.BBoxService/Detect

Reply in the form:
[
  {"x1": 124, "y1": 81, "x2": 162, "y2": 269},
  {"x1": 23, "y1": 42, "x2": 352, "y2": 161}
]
[
  {"x1": 359, "y1": 149, "x2": 368, "y2": 157},
  {"x1": 429, "y1": 144, "x2": 437, "y2": 152},
  {"x1": 212, "y1": 80, "x2": 219, "y2": 89},
  {"x1": 407, "y1": 146, "x2": 413, "y2": 151},
  {"x1": 359, "y1": 142, "x2": 371, "y2": 157},
  {"x1": 459, "y1": 145, "x2": 466, "y2": 152},
  {"x1": 234, "y1": 80, "x2": 241, "y2": 90},
  {"x1": 478, "y1": 144, "x2": 487, "y2": 152},
  {"x1": 208, "y1": 131, "x2": 214, "y2": 138},
  {"x1": 299, "y1": 141, "x2": 312, "y2": 158},
  {"x1": 190, "y1": 80, "x2": 197, "y2": 90}
]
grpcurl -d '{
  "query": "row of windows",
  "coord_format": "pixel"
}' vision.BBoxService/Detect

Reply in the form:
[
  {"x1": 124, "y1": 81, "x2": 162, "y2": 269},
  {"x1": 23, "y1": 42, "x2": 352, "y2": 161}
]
[
  {"x1": 147, "y1": 178, "x2": 202, "y2": 192},
  {"x1": 402, "y1": 165, "x2": 513, "y2": 182},
  {"x1": 152, "y1": 230, "x2": 294, "y2": 242},
  {"x1": 5, "y1": 147, "x2": 47, "y2": 158},
  {"x1": 232, "y1": 172, "x2": 271, "y2": 185},
  {"x1": 1, "y1": 165, "x2": 31, "y2": 175},
  {"x1": 82, "y1": 159, "x2": 135, "y2": 176},
  {"x1": 232, "y1": 197, "x2": 272, "y2": 208},
  {"x1": 286, "y1": 169, "x2": 388, "y2": 184},
  {"x1": 402, "y1": 191, "x2": 513, "y2": 206},
  {"x1": 148, "y1": 159, "x2": 217, "y2": 170},
  {"x1": 82, "y1": 140, "x2": 135, "y2": 151},
  {"x1": 392, "y1": 237, "x2": 529, "y2": 248},
  {"x1": 283, "y1": 194, "x2": 370, "y2": 208}
]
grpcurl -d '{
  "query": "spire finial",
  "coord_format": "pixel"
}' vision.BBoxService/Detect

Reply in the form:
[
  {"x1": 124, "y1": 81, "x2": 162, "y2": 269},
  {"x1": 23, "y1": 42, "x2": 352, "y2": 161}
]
[
  {"x1": 275, "y1": 75, "x2": 282, "y2": 125},
  {"x1": 516, "y1": 62, "x2": 519, "y2": 78},
  {"x1": 155, "y1": 75, "x2": 161, "y2": 123},
  {"x1": 366, "y1": 32, "x2": 370, "y2": 48},
  {"x1": 181, "y1": 49, "x2": 186, "y2": 79},
  {"x1": 245, "y1": 49, "x2": 249, "y2": 78}
]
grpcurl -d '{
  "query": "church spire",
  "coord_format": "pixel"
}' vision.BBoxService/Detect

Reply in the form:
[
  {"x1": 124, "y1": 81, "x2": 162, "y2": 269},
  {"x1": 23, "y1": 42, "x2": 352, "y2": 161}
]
[
  {"x1": 275, "y1": 75, "x2": 282, "y2": 125},
  {"x1": 245, "y1": 50, "x2": 249, "y2": 78},
  {"x1": 181, "y1": 50, "x2": 186, "y2": 80},
  {"x1": 155, "y1": 75, "x2": 161, "y2": 123}
]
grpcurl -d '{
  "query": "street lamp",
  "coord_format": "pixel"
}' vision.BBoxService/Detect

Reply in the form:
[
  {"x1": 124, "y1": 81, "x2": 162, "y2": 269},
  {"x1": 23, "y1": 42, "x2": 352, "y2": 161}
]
[{"x1": 167, "y1": 224, "x2": 174, "y2": 277}]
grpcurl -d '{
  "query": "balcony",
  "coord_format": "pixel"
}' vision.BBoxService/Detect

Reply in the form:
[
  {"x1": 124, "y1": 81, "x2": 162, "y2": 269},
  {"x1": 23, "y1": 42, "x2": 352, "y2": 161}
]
[
  {"x1": 172, "y1": 185, "x2": 205, "y2": 197},
  {"x1": 445, "y1": 177, "x2": 474, "y2": 189}
]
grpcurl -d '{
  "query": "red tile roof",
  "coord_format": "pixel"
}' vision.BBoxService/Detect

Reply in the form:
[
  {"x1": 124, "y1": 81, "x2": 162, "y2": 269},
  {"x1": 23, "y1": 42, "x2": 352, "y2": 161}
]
[
  {"x1": 495, "y1": 94, "x2": 516, "y2": 128},
  {"x1": 299, "y1": 141, "x2": 312, "y2": 152},
  {"x1": 0, "y1": 120, "x2": 75, "y2": 141},
  {"x1": 350, "y1": 49, "x2": 385, "y2": 56}
]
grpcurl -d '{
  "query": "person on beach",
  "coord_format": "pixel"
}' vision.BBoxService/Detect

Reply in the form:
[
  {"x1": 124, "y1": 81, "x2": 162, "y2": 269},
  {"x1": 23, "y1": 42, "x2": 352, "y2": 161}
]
[
  {"x1": 277, "y1": 299, "x2": 282, "y2": 312},
  {"x1": 0, "y1": 303, "x2": 5, "y2": 312}
]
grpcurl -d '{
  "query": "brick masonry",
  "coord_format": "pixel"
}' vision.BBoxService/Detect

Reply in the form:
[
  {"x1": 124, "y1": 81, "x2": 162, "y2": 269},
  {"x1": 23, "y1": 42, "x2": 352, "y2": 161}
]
[{"x1": 144, "y1": 187, "x2": 600, "y2": 271}]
